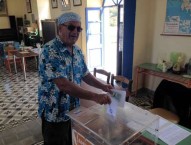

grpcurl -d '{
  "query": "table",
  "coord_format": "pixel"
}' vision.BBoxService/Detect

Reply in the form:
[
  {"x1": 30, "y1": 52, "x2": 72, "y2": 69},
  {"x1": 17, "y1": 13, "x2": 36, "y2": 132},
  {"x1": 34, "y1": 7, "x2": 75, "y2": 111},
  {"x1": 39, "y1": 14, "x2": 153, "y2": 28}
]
[
  {"x1": 13, "y1": 49, "x2": 38, "y2": 80},
  {"x1": 135, "y1": 63, "x2": 191, "y2": 96}
]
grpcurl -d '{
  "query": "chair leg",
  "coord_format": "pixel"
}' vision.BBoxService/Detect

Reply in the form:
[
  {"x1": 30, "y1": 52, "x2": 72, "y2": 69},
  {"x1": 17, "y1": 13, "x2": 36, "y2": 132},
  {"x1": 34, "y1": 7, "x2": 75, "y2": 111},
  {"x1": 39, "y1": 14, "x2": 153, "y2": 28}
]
[
  {"x1": 126, "y1": 96, "x2": 129, "y2": 102},
  {"x1": 7, "y1": 61, "x2": 11, "y2": 73},
  {"x1": 18, "y1": 59, "x2": 25, "y2": 71},
  {"x1": 20, "y1": 61, "x2": 23, "y2": 70},
  {"x1": 5, "y1": 61, "x2": 11, "y2": 73}
]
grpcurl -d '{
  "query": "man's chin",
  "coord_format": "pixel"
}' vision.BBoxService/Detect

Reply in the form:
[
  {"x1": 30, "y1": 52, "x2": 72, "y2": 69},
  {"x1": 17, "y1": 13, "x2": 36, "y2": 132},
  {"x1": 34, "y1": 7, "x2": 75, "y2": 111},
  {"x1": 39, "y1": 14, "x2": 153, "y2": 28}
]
[{"x1": 69, "y1": 39, "x2": 77, "y2": 44}]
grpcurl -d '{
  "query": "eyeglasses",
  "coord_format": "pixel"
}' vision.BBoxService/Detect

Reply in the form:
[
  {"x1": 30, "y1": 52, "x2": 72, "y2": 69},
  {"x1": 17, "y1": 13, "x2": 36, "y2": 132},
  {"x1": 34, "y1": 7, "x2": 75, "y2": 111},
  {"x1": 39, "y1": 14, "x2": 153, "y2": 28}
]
[{"x1": 62, "y1": 24, "x2": 83, "y2": 32}]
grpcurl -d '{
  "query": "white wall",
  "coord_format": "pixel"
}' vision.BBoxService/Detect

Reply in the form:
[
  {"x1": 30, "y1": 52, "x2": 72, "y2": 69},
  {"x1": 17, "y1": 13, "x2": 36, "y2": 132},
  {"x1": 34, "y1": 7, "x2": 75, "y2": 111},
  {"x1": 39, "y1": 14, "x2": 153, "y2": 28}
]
[
  {"x1": 151, "y1": 0, "x2": 191, "y2": 63},
  {"x1": 0, "y1": 0, "x2": 41, "y2": 29},
  {"x1": 133, "y1": 0, "x2": 154, "y2": 90},
  {"x1": 0, "y1": 17, "x2": 10, "y2": 28},
  {"x1": 133, "y1": 0, "x2": 191, "y2": 91},
  {"x1": 0, "y1": 0, "x2": 25, "y2": 29},
  {"x1": 87, "y1": 0, "x2": 102, "y2": 7},
  {"x1": 36, "y1": 0, "x2": 51, "y2": 36}
]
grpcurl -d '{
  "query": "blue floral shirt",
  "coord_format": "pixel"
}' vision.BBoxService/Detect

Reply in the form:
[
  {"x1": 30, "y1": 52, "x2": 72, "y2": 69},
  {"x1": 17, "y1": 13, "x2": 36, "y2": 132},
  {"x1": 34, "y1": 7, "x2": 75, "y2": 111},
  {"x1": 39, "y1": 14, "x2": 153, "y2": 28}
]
[{"x1": 38, "y1": 37, "x2": 89, "y2": 122}]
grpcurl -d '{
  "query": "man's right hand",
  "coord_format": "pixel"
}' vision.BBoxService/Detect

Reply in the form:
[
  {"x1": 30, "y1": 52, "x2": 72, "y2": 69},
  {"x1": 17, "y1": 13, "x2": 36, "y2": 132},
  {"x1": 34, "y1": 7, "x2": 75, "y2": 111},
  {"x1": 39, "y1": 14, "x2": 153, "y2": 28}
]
[{"x1": 94, "y1": 94, "x2": 111, "y2": 105}]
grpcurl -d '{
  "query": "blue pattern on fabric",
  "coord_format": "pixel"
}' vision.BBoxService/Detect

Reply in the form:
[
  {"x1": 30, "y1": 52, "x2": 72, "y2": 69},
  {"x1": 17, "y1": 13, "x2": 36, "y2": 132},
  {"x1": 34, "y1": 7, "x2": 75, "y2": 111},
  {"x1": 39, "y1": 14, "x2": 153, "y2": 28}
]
[
  {"x1": 38, "y1": 37, "x2": 89, "y2": 122},
  {"x1": 57, "y1": 12, "x2": 81, "y2": 25}
]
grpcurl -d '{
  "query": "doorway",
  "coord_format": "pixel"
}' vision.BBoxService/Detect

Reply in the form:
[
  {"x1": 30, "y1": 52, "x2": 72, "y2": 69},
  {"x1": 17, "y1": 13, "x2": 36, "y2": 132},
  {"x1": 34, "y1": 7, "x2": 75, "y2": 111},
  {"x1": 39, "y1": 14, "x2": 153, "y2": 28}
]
[
  {"x1": 86, "y1": 1, "x2": 123, "y2": 75},
  {"x1": 86, "y1": 8, "x2": 103, "y2": 72},
  {"x1": 102, "y1": 6, "x2": 118, "y2": 75}
]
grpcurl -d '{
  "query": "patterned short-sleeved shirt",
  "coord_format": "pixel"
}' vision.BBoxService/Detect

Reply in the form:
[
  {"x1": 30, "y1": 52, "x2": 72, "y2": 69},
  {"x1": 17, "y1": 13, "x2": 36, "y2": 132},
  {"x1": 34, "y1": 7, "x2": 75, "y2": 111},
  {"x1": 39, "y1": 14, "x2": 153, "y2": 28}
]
[{"x1": 38, "y1": 37, "x2": 89, "y2": 122}]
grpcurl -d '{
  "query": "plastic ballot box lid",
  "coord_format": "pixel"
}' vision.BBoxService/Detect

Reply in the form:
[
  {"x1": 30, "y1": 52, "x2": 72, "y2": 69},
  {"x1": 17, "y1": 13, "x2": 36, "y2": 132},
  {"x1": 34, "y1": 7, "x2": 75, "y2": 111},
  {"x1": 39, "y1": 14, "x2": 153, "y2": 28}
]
[{"x1": 67, "y1": 102, "x2": 159, "y2": 145}]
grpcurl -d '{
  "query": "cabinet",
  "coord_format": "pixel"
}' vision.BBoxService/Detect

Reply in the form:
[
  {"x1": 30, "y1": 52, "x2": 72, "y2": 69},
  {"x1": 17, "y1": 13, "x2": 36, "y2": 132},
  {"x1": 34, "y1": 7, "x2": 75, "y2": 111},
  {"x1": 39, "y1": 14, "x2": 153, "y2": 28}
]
[{"x1": 41, "y1": 19, "x2": 58, "y2": 44}]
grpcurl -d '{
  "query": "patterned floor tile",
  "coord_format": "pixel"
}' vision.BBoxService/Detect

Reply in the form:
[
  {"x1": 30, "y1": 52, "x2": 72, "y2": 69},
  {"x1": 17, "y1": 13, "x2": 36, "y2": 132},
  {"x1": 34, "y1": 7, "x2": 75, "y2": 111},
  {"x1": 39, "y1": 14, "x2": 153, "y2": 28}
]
[{"x1": 0, "y1": 60, "x2": 39, "y2": 133}]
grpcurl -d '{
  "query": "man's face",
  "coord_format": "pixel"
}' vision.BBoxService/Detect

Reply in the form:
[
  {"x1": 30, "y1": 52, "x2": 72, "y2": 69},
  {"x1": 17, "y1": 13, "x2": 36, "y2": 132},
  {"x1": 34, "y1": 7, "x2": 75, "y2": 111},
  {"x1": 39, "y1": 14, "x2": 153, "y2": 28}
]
[{"x1": 58, "y1": 21, "x2": 82, "y2": 46}]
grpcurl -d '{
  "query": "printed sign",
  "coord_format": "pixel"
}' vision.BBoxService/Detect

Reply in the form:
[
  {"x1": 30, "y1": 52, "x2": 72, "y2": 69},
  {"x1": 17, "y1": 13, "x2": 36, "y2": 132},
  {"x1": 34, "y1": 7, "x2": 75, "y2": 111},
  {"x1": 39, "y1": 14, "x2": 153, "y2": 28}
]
[
  {"x1": 163, "y1": 0, "x2": 191, "y2": 35},
  {"x1": 72, "y1": 129, "x2": 94, "y2": 145}
]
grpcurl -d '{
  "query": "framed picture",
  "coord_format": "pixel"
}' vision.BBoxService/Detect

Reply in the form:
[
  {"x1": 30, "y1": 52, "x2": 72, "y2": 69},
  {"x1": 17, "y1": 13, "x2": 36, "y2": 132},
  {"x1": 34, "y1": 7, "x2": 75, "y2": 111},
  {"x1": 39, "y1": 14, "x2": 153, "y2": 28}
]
[
  {"x1": 60, "y1": 0, "x2": 71, "y2": 11},
  {"x1": 73, "y1": 0, "x2": 82, "y2": 6},
  {"x1": 51, "y1": 0, "x2": 58, "y2": 8},
  {"x1": 0, "y1": 0, "x2": 8, "y2": 16},
  {"x1": 26, "y1": 0, "x2": 32, "y2": 13}
]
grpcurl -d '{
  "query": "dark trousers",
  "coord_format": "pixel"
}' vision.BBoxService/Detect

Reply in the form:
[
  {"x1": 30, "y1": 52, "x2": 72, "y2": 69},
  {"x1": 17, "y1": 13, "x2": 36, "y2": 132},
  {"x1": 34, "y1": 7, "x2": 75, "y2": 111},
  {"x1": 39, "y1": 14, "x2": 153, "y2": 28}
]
[{"x1": 42, "y1": 117, "x2": 72, "y2": 145}]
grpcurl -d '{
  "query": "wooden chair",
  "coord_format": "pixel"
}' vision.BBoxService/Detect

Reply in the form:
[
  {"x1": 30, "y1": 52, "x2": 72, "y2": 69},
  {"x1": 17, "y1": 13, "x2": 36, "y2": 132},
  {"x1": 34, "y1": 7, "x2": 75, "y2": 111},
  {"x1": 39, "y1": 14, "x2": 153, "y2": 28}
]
[
  {"x1": 111, "y1": 74, "x2": 133, "y2": 102},
  {"x1": 149, "y1": 108, "x2": 180, "y2": 124},
  {"x1": 148, "y1": 80, "x2": 180, "y2": 124},
  {"x1": 4, "y1": 48, "x2": 22, "y2": 73},
  {"x1": 93, "y1": 68, "x2": 111, "y2": 84}
]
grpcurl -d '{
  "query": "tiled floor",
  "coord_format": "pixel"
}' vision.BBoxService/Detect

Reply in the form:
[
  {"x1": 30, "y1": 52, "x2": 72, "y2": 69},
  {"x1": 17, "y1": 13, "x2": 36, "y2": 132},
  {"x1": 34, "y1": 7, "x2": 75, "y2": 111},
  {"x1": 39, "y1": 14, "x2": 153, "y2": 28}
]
[
  {"x1": 0, "y1": 118, "x2": 42, "y2": 145},
  {"x1": 0, "y1": 59, "x2": 43, "y2": 145},
  {"x1": 0, "y1": 59, "x2": 153, "y2": 145}
]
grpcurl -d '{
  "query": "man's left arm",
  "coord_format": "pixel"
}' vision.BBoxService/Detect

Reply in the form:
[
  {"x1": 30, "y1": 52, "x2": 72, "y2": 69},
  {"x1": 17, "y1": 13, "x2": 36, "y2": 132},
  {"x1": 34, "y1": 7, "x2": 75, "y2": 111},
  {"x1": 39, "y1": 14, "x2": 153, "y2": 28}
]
[{"x1": 82, "y1": 73, "x2": 113, "y2": 93}]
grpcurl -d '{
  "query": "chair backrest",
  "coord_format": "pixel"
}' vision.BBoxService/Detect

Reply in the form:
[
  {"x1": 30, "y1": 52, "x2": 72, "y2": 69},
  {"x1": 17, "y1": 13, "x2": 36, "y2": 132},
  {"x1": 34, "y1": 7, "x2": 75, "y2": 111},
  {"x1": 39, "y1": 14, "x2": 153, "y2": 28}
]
[
  {"x1": 7, "y1": 49, "x2": 17, "y2": 55},
  {"x1": 0, "y1": 42, "x2": 14, "y2": 58},
  {"x1": 93, "y1": 68, "x2": 111, "y2": 84},
  {"x1": 13, "y1": 41, "x2": 20, "y2": 50},
  {"x1": 4, "y1": 46, "x2": 15, "y2": 53},
  {"x1": 6, "y1": 49, "x2": 17, "y2": 60},
  {"x1": 111, "y1": 74, "x2": 133, "y2": 91},
  {"x1": 4, "y1": 46, "x2": 15, "y2": 55},
  {"x1": 111, "y1": 74, "x2": 133, "y2": 101}
]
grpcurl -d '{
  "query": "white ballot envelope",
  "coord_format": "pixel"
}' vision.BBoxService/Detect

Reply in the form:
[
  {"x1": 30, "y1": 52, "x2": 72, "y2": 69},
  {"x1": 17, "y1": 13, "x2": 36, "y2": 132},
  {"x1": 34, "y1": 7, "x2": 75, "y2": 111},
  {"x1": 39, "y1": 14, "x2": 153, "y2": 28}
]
[{"x1": 107, "y1": 89, "x2": 126, "y2": 117}]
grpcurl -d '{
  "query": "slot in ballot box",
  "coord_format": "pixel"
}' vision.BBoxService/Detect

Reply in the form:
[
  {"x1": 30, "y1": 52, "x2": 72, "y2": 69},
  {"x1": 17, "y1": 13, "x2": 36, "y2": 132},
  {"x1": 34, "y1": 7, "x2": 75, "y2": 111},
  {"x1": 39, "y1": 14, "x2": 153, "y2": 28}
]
[{"x1": 67, "y1": 102, "x2": 160, "y2": 145}]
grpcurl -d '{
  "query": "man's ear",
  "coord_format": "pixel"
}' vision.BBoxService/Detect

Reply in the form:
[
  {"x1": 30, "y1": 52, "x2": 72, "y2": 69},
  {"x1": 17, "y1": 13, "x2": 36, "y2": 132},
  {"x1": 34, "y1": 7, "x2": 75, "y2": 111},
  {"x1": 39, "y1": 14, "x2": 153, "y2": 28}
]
[{"x1": 57, "y1": 25, "x2": 62, "y2": 33}]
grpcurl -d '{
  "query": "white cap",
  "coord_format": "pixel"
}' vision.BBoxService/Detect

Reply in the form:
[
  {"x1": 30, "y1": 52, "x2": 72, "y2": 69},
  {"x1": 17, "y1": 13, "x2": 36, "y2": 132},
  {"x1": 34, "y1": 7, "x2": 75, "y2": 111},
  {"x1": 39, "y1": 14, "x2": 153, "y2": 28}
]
[{"x1": 57, "y1": 12, "x2": 81, "y2": 25}]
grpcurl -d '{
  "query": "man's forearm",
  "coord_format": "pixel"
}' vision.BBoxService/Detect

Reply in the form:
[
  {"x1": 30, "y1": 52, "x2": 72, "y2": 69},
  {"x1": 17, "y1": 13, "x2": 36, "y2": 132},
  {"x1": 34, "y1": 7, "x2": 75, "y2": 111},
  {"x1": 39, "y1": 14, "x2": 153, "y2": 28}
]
[
  {"x1": 53, "y1": 77, "x2": 98, "y2": 101},
  {"x1": 82, "y1": 73, "x2": 106, "y2": 90}
]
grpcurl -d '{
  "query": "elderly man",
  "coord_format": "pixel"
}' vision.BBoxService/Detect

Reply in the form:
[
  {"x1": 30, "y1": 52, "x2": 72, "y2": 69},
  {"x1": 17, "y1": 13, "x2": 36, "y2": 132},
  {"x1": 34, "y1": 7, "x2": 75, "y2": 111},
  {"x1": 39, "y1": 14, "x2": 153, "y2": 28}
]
[{"x1": 38, "y1": 12, "x2": 113, "y2": 145}]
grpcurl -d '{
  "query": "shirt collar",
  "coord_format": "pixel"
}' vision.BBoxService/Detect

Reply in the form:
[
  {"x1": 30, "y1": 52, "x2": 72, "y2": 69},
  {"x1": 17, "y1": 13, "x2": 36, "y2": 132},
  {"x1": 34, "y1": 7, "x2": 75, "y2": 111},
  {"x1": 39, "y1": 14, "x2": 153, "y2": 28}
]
[
  {"x1": 56, "y1": 36, "x2": 65, "y2": 46},
  {"x1": 56, "y1": 37, "x2": 75, "y2": 54}
]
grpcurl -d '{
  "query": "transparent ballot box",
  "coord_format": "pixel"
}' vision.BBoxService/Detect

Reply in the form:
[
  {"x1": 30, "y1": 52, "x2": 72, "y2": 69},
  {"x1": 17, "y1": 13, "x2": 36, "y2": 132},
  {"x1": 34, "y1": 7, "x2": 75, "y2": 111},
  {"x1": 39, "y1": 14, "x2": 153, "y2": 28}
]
[{"x1": 67, "y1": 102, "x2": 159, "y2": 145}]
